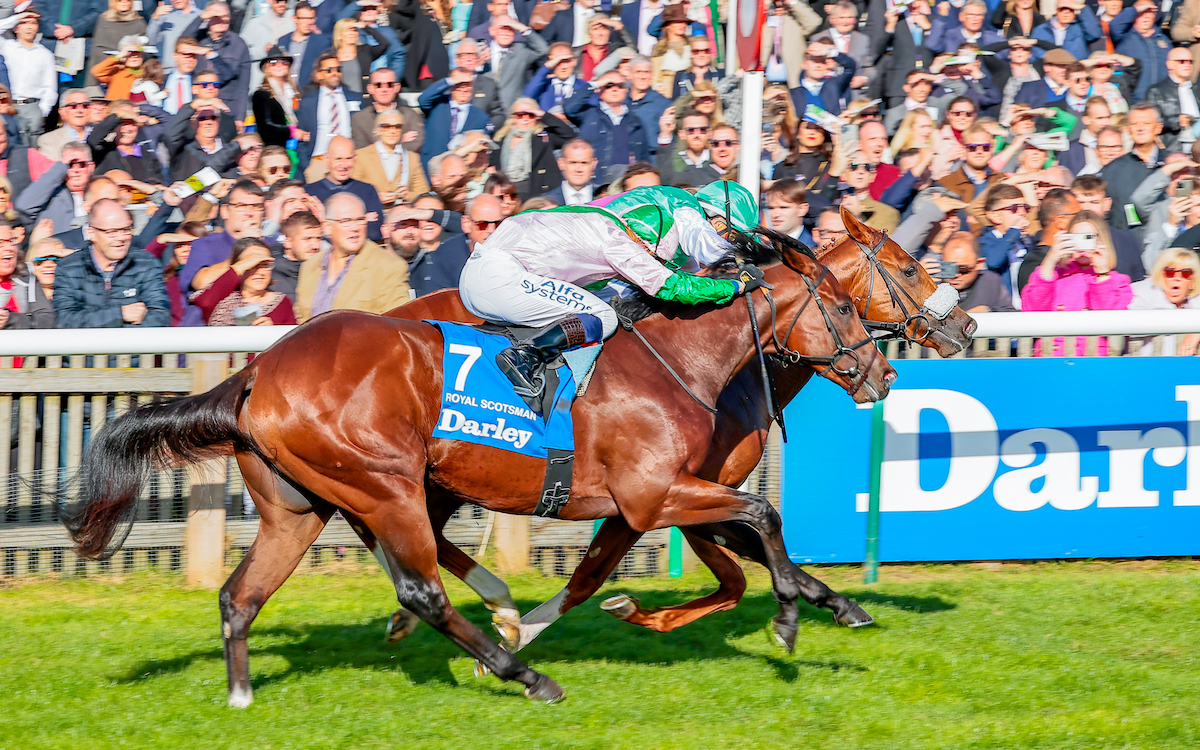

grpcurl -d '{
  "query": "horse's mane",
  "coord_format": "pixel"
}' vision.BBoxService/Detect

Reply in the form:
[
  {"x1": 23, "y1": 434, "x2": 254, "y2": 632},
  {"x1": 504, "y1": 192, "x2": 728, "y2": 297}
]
[{"x1": 612, "y1": 227, "x2": 814, "y2": 323}]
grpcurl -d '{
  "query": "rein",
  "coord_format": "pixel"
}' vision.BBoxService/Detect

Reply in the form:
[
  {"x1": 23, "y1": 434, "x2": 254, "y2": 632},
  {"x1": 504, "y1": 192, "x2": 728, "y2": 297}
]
[
  {"x1": 850, "y1": 230, "x2": 940, "y2": 343},
  {"x1": 764, "y1": 265, "x2": 876, "y2": 379},
  {"x1": 616, "y1": 311, "x2": 719, "y2": 414}
]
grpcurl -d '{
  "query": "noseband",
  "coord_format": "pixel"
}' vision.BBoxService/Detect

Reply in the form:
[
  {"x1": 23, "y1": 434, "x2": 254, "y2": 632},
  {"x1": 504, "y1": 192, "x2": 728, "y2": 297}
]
[{"x1": 847, "y1": 231, "x2": 958, "y2": 344}]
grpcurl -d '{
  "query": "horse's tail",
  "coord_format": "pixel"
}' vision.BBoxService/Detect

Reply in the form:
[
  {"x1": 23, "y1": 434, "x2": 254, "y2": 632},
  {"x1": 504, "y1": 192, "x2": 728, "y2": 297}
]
[{"x1": 64, "y1": 365, "x2": 261, "y2": 560}]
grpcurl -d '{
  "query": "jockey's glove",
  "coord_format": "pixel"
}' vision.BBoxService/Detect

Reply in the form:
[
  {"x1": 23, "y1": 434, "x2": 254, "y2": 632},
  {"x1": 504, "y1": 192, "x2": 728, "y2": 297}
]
[{"x1": 734, "y1": 264, "x2": 772, "y2": 295}]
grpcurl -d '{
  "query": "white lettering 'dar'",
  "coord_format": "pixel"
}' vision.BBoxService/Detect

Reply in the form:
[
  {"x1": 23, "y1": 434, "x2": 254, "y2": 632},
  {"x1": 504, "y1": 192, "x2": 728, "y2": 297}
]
[{"x1": 993, "y1": 428, "x2": 1097, "y2": 511}]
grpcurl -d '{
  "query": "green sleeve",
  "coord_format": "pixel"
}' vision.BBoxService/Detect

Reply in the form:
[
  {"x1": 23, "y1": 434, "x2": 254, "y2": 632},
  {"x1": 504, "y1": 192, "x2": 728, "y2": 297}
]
[
  {"x1": 1045, "y1": 107, "x2": 1078, "y2": 136},
  {"x1": 653, "y1": 273, "x2": 739, "y2": 305}
]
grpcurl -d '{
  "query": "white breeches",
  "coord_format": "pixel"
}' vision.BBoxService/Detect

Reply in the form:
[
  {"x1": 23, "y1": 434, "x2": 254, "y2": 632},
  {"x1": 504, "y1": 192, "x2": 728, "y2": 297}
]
[{"x1": 459, "y1": 250, "x2": 619, "y2": 337}]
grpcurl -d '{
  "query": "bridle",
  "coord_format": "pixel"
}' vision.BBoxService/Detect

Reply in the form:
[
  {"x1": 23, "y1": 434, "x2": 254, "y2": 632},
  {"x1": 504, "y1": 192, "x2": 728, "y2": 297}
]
[{"x1": 843, "y1": 230, "x2": 958, "y2": 344}]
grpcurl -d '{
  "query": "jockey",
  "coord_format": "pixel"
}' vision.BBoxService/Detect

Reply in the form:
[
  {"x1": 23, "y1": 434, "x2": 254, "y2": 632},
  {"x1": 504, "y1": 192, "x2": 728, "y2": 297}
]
[
  {"x1": 601, "y1": 182, "x2": 760, "y2": 274},
  {"x1": 459, "y1": 200, "x2": 766, "y2": 397}
]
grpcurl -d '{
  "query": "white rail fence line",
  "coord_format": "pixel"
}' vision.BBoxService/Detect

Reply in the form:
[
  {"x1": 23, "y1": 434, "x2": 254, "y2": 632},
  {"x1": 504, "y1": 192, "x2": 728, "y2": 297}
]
[{"x1": 0, "y1": 309, "x2": 1194, "y2": 580}]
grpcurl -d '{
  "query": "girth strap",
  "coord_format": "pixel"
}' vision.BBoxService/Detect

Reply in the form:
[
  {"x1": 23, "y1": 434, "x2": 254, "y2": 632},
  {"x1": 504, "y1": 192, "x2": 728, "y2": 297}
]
[{"x1": 535, "y1": 448, "x2": 575, "y2": 517}]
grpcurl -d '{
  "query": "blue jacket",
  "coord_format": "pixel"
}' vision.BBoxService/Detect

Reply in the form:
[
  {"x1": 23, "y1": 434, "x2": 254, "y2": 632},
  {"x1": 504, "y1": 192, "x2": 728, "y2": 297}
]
[
  {"x1": 523, "y1": 68, "x2": 590, "y2": 112},
  {"x1": 53, "y1": 246, "x2": 171, "y2": 329},
  {"x1": 789, "y1": 53, "x2": 857, "y2": 116},
  {"x1": 35, "y1": 0, "x2": 102, "y2": 47},
  {"x1": 628, "y1": 89, "x2": 671, "y2": 150},
  {"x1": 409, "y1": 233, "x2": 472, "y2": 298},
  {"x1": 183, "y1": 15, "x2": 252, "y2": 120},
  {"x1": 295, "y1": 86, "x2": 366, "y2": 169},
  {"x1": 1111, "y1": 7, "x2": 1172, "y2": 102},
  {"x1": 1013, "y1": 78, "x2": 1063, "y2": 110},
  {"x1": 1030, "y1": 7, "x2": 1101, "y2": 64},
  {"x1": 417, "y1": 78, "x2": 492, "y2": 170},
  {"x1": 562, "y1": 87, "x2": 651, "y2": 184},
  {"x1": 978, "y1": 227, "x2": 1028, "y2": 296},
  {"x1": 277, "y1": 30, "x2": 333, "y2": 90},
  {"x1": 927, "y1": 19, "x2": 1005, "y2": 54}
]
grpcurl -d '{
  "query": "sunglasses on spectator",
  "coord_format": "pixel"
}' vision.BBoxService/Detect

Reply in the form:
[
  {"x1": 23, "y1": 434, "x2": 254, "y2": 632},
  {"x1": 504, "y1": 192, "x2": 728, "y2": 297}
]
[
  {"x1": 469, "y1": 218, "x2": 502, "y2": 229},
  {"x1": 62, "y1": 102, "x2": 89, "y2": 111},
  {"x1": 600, "y1": 82, "x2": 629, "y2": 90},
  {"x1": 513, "y1": 111, "x2": 538, "y2": 119},
  {"x1": 993, "y1": 203, "x2": 1031, "y2": 214},
  {"x1": 712, "y1": 138, "x2": 738, "y2": 147},
  {"x1": 493, "y1": 191, "x2": 518, "y2": 200},
  {"x1": 948, "y1": 109, "x2": 975, "y2": 117},
  {"x1": 197, "y1": 81, "x2": 220, "y2": 89},
  {"x1": 210, "y1": 15, "x2": 230, "y2": 23},
  {"x1": 1070, "y1": 76, "x2": 1090, "y2": 83},
  {"x1": 321, "y1": 65, "x2": 343, "y2": 73},
  {"x1": 229, "y1": 201, "x2": 265, "y2": 212},
  {"x1": 849, "y1": 162, "x2": 877, "y2": 172},
  {"x1": 197, "y1": 113, "x2": 219, "y2": 121},
  {"x1": 684, "y1": 126, "x2": 710, "y2": 134},
  {"x1": 691, "y1": 93, "x2": 716, "y2": 100},
  {"x1": 378, "y1": 123, "x2": 403, "y2": 130},
  {"x1": 370, "y1": 81, "x2": 399, "y2": 88},
  {"x1": 693, "y1": 47, "x2": 711, "y2": 53},
  {"x1": 67, "y1": 160, "x2": 92, "y2": 169},
  {"x1": 266, "y1": 165, "x2": 290, "y2": 175},
  {"x1": 1165, "y1": 267, "x2": 1195, "y2": 279},
  {"x1": 949, "y1": 264, "x2": 973, "y2": 275},
  {"x1": 964, "y1": 142, "x2": 992, "y2": 152},
  {"x1": 32, "y1": 256, "x2": 61, "y2": 264},
  {"x1": 807, "y1": 55, "x2": 830, "y2": 64}
]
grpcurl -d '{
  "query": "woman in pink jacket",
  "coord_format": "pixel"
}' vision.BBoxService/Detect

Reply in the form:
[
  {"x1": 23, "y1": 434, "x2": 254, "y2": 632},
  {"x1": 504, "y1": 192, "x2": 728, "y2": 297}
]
[{"x1": 1023, "y1": 210, "x2": 1133, "y2": 356}]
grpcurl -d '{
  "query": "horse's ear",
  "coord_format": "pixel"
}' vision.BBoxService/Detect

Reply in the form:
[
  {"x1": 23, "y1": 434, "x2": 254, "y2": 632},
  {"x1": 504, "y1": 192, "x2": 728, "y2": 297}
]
[{"x1": 841, "y1": 205, "x2": 881, "y2": 247}]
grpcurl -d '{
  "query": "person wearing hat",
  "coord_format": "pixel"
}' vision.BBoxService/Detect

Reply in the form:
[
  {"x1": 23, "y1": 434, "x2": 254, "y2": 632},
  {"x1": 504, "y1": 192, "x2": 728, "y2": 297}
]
[
  {"x1": 251, "y1": 45, "x2": 297, "y2": 148},
  {"x1": 649, "y1": 3, "x2": 690, "y2": 97},
  {"x1": 1110, "y1": 0, "x2": 1172, "y2": 102},
  {"x1": 1031, "y1": 0, "x2": 1100, "y2": 63},
  {"x1": 1015, "y1": 46, "x2": 1075, "y2": 110},
  {"x1": 459, "y1": 182, "x2": 767, "y2": 397},
  {"x1": 240, "y1": 0, "x2": 295, "y2": 93}
]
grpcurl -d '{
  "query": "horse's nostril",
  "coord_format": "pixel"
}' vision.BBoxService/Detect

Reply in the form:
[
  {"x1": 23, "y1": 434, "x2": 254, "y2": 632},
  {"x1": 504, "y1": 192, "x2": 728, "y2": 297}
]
[{"x1": 884, "y1": 370, "x2": 897, "y2": 386}]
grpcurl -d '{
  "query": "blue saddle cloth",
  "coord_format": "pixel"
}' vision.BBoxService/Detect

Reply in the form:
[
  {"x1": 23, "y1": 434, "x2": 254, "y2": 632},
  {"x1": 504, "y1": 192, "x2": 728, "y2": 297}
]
[{"x1": 429, "y1": 321, "x2": 594, "y2": 459}]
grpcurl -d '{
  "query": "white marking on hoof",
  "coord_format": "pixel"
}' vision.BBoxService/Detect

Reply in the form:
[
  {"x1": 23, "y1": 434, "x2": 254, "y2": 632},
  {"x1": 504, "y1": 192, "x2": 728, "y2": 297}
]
[
  {"x1": 588, "y1": 546, "x2": 601, "y2": 558},
  {"x1": 599, "y1": 594, "x2": 638, "y2": 621},
  {"x1": 773, "y1": 630, "x2": 790, "y2": 650},
  {"x1": 492, "y1": 608, "x2": 522, "y2": 651},
  {"x1": 222, "y1": 621, "x2": 232, "y2": 639},
  {"x1": 473, "y1": 660, "x2": 492, "y2": 678},
  {"x1": 228, "y1": 687, "x2": 253, "y2": 708}
]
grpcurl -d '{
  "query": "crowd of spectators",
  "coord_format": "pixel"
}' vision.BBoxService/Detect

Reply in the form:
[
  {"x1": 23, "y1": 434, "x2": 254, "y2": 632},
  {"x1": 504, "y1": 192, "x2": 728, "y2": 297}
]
[{"x1": 0, "y1": 0, "x2": 1196, "y2": 352}]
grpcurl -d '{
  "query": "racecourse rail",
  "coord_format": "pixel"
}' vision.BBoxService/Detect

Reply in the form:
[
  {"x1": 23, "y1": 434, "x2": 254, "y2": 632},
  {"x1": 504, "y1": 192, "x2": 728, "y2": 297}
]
[{"x1": 0, "y1": 309, "x2": 1196, "y2": 580}]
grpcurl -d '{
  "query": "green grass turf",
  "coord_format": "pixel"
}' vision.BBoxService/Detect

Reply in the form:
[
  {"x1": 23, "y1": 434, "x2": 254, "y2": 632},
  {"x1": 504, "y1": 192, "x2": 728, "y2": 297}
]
[{"x1": 1, "y1": 560, "x2": 1198, "y2": 749}]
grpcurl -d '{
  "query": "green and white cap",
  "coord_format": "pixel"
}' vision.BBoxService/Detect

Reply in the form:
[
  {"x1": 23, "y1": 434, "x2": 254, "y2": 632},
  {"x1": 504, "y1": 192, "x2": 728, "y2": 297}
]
[{"x1": 695, "y1": 181, "x2": 758, "y2": 234}]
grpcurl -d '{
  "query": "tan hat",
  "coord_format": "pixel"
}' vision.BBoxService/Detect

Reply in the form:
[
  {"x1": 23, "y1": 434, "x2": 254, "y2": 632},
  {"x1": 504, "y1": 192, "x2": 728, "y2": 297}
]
[{"x1": 1043, "y1": 48, "x2": 1077, "y2": 66}]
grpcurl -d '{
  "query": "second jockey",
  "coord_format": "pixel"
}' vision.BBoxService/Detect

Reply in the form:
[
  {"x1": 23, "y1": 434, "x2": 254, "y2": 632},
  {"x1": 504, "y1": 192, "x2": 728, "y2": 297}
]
[{"x1": 459, "y1": 187, "x2": 764, "y2": 397}]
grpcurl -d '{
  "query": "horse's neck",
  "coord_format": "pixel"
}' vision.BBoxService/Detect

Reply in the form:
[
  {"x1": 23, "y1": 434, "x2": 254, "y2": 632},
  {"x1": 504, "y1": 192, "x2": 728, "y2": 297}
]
[{"x1": 634, "y1": 283, "x2": 785, "y2": 409}]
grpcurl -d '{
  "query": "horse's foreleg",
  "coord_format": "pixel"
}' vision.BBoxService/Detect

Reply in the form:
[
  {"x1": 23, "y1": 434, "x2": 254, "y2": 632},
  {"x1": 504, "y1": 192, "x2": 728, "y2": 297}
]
[
  {"x1": 604, "y1": 531, "x2": 746, "y2": 632},
  {"x1": 222, "y1": 454, "x2": 333, "y2": 708},
  {"x1": 634, "y1": 476, "x2": 802, "y2": 652},
  {"x1": 687, "y1": 521, "x2": 874, "y2": 628}
]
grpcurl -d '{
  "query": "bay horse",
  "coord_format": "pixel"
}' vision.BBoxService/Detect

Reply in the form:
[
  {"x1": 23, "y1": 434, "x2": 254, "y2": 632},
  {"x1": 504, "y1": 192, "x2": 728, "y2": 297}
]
[
  {"x1": 373, "y1": 208, "x2": 977, "y2": 651},
  {"x1": 65, "y1": 238, "x2": 894, "y2": 705}
]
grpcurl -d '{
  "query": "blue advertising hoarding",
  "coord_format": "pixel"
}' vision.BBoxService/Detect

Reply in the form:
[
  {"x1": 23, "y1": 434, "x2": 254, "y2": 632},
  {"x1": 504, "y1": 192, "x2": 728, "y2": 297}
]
[{"x1": 781, "y1": 357, "x2": 1200, "y2": 562}]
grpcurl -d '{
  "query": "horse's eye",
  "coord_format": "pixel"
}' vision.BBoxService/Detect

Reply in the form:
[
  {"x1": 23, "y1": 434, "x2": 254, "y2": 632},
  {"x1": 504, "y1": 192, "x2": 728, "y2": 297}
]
[
  {"x1": 904, "y1": 265, "x2": 918, "y2": 277},
  {"x1": 838, "y1": 304, "x2": 852, "y2": 316}
]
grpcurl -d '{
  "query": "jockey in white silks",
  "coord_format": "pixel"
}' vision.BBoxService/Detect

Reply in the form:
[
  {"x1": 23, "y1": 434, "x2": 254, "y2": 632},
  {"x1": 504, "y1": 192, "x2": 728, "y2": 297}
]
[{"x1": 458, "y1": 182, "x2": 764, "y2": 396}]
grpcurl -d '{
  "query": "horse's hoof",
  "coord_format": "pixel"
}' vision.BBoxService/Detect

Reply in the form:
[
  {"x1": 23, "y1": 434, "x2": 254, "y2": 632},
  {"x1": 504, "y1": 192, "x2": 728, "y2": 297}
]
[
  {"x1": 227, "y1": 686, "x2": 253, "y2": 709},
  {"x1": 473, "y1": 660, "x2": 492, "y2": 678},
  {"x1": 524, "y1": 675, "x2": 566, "y2": 704},
  {"x1": 599, "y1": 593, "x2": 638, "y2": 621},
  {"x1": 492, "y1": 608, "x2": 522, "y2": 651},
  {"x1": 385, "y1": 608, "x2": 421, "y2": 644},
  {"x1": 771, "y1": 618, "x2": 798, "y2": 654},
  {"x1": 836, "y1": 600, "x2": 875, "y2": 628}
]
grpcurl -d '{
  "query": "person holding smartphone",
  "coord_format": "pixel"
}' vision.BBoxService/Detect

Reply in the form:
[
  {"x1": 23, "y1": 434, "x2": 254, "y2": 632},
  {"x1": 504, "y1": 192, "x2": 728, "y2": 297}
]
[{"x1": 1022, "y1": 210, "x2": 1132, "y2": 355}]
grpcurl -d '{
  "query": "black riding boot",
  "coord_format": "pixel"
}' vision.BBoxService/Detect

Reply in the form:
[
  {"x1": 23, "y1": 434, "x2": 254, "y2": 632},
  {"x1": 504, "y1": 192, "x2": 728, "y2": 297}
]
[{"x1": 496, "y1": 316, "x2": 589, "y2": 396}]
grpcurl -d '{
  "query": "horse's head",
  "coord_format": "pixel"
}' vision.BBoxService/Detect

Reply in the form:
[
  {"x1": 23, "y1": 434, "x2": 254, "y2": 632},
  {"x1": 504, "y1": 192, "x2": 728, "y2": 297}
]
[
  {"x1": 812, "y1": 207, "x2": 976, "y2": 357},
  {"x1": 767, "y1": 243, "x2": 896, "y2": 404}
]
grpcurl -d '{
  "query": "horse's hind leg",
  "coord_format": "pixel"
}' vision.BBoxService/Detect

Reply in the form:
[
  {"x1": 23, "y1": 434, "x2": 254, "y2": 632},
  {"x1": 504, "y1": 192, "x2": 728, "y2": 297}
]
[
  {"x1": 604, "y1": 531, "x2": 746, "y2": 632},
  {"x1": 221, "y1": 455, "x2": 333, "y2": 708}
]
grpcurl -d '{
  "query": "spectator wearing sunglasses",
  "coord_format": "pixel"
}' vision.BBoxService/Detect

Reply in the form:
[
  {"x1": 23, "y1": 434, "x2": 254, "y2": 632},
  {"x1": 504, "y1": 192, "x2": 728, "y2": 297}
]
[
  {"x1": 1129, "y1": 248, "x2": 1200, "y2": 355},
  {"x1": 251, "y1": 46, "x2": 297, "y2": 148},
  {"x1": 193, "y1": 237, "x2": 297, "y2": 326},
  {"x1": 491, "y1": 98, "x2": 575, "y2": 201},
  {"x1": 36, "y1": 90, "x2": 92, "y2": 162},
  {"x1": 838, "y1": 158, "x2": 900, "y2": 233},
  {"x1": 352, "y1": 68, "x2": 424, "y2": 154},
  {"x1": 980, "y1": 183, "x2": 1034, "y2": 298},
  {"x1": 563, "y1": 71, "x2": 651, "y2": 184},
  {"x1": 257, "y1": 145, "x2": 294, "y2": 186},
  {"x1": 10, "y1": 238, "x2": 73, "y2": 330},
  {"x1": 671, "y1": 36, "x2": 724, "y2": 101},
  {"x1": 15, "y1": 143, "x2": 95, "y2": 235},
  {"x1": 789, "y1": 37, "x2": 858, "y2": 118},
  {"x1": 524, "y1": 43, "x2": 589, "y2": 112},
  {"x1": 939, "y1": 124, "x2": 1004, "y2": 233},
  {"x1": 656, "y1": 108, "x2": 714, "y2": 188},
  {"x1": 352, "y1": 109, "x2": 431, "y2": 208},
  {"x1": 164, "y1": 104, "x2": 242, "y2": 182},
  {"x1": 181, "y1": 2, "x2": 252, "y2": 126}
]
